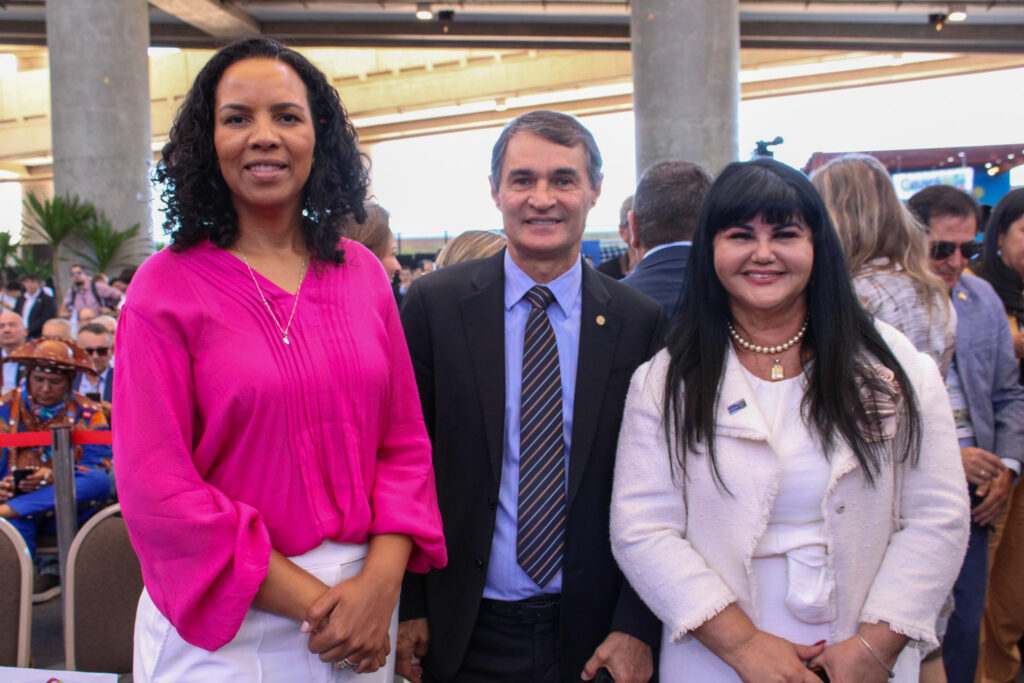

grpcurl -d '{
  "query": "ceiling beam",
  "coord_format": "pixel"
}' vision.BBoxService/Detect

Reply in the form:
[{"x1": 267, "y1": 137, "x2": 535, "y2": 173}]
[
  {"x1": 148, "y1": 0, "x2": 259, "y2": 39},
  {"x1": 742, "y1": 21, "x2": 1024, "y2": 53},
  {"x1": 151, "y1": 19, "x2": 1024, "y2": 53},
  {"x1": 0, "y1": 20, "x2": 45, "y2": 45},
  {"x1": 0, "y1": 14, "x2": 1019, "y2": 53}
]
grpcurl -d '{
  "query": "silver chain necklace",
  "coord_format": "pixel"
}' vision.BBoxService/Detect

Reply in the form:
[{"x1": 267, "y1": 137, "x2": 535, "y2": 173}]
[
  {"x1": 236, "y1": 247, "x2": 308, "y2": 346},
  {"x1": 728, "y1": 318, "x2": 808, "y2": 381}
]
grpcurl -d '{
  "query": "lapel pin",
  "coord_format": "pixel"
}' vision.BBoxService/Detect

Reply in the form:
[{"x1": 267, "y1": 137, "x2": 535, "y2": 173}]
[
  {"x1": 595, "y1": 315, "x2": 606, "y2": 326},
  {"x1": 957, "y1": 291, "x2": 967, "y2": 300},
  {"x1": 727, "y1": 399, "x2": 747, "y2": 415}
]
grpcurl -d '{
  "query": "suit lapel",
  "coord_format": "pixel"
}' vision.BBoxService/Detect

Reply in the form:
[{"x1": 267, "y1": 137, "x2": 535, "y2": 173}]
[
  {"x1": 951, "y1": 280, "x2": 967, "y2": 375},
  {"x1": 460, "y1": 252, "x2": 507, "y2": 488},
  {"x1": 104, "y1": 367, "x2": 114, "y2": 402},
  {"x1": 567, "y1": 266, "x2": 618, "y2": 507}
]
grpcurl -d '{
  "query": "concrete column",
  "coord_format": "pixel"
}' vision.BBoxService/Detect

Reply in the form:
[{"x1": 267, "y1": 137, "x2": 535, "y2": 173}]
[
  {"x1": 630, "y1": 0, "x2": 740, "y2": 177},
  {"x1": 45, "y1": 0, "x2": 153, "y2": 289}
]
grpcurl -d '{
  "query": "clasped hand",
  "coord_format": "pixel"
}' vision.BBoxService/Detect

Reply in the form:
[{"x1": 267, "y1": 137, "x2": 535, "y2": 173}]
[
  {"x1": 807, "y1": 636, "x2": 895, "y2": 683},
  {"x1": 0, "y1": 468, "x2": 51, "y2": 505},
  {"x1": 0, "y1": 475, "x2": 14, "y2": 504},
  {"x1": 961, "y1": 447, "x2": 1012, "y2": 526},
  {"x1": 304, "y1": 571, "x2": 398, "y2": 674},
  {"x1": 726, "y1": 630, "x2": 826, "y2": 683}
]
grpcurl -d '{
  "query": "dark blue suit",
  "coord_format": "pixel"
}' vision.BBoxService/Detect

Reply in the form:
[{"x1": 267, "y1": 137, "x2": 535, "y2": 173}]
[
  {"x1": 72, "y1": 366, "x2": 114, "y2": 403},
  {"x1": 621, "y1": 244, "x2": 690, "y2": 323}
]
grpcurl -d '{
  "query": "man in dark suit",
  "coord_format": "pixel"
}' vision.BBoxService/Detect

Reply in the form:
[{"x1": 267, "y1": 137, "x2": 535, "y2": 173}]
[
  {"x1": 0, "y1": 311, "x2": 27, "y2": 393},
  {"x1": 15, "y1": 274, "x2": 56, "y2": 340},
  {"x1": 621, "y1": 160, "x2": 713, "y2": 322},
  {"x1": 72, "y1": 322, "x2": 114, "y2": 403},
  {"x1": 397, "y1": 111, "x2": 663, "y2": 683}
]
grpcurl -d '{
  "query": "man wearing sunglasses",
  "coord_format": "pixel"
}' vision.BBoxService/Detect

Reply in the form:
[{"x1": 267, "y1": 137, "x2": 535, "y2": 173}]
[
  {"x1": 909, "y1": 184, "x2": 1024, "y2": 682},
  {"x1": 72, "y1": 322, "x2": 114, "y2": 404}
]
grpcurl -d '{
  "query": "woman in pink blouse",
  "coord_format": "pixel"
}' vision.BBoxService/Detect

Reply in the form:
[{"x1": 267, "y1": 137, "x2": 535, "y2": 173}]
[{"x1": 114, "y1": 37, "x2": 446, "y2": 681}]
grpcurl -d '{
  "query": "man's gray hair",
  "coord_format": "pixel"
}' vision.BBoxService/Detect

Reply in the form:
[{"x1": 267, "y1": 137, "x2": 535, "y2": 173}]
[{"x1": 490, "y1": 110, "x2": 603, "y2": 191}]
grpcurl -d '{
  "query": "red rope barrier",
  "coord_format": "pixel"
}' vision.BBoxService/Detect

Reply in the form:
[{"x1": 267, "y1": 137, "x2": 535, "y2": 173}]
[
  {"x1": 70, "y1": 430, "x2": 112, "y2": 445},
  {"x1": 0, "y1": 432, "x2": 51, "y2": 447},
  {"x1": 0, "y1": 430, "x2": 112, "y2": 448}
]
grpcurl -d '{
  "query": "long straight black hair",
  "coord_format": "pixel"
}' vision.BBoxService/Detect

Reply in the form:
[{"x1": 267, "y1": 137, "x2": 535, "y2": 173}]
[{"x1": 662, "y1": 158, "x2": 921, "y2": 488}]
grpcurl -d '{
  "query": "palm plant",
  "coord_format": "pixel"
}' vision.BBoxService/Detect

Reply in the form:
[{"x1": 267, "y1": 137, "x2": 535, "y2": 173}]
[
  {"x1": 71, "y1": 212, "x2": 143, "y2": 275},
  {"x1": 0, "y1": 231, "x2": 16, "y2": 288},
  {"x1": 22, "y1": 192, "x2": 95, "y2": 298},
  {"x1": 11, "y1": 250, "x2": 52, "y2": 282}
]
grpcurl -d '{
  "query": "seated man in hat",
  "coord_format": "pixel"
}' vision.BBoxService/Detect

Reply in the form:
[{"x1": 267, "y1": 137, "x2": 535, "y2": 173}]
[{"x1": 0, "y1": 338, "x2": 112, "y2": 600}]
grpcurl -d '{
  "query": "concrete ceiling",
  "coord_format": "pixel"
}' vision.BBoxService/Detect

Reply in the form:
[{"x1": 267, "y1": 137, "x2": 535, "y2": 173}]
[
  {"x1": 1, "y1": 0, "x2": 1023, "y2": 183},
  {"x1": 0, "y1": 1, "x2": 1021, "y2": 52}
]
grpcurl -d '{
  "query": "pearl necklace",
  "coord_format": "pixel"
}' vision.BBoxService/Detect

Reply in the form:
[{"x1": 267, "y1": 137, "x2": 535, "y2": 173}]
[
  {"x1": 728, "y1": 319, "x2": 808, "y2": 381},
  {"x1": 237, "y1": 247, "x2": 308, "y2": 346}
]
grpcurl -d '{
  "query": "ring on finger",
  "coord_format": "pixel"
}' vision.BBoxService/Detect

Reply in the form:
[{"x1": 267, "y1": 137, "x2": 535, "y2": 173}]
[
  {"x1": 336, "y1": 658, "x2": 356, "y2": 671},
  {"x1": 981, "y1": 469, "x2": 990, "y2": 478}
]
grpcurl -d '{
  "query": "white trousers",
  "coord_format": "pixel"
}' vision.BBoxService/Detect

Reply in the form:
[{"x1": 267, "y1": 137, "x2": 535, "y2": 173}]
[{"x1": 133, "y1": 541, "x2": 398, "y2": 682}]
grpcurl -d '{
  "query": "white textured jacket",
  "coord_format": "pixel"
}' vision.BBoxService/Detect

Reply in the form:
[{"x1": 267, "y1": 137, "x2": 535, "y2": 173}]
[{"x1": 610, "y1": 322, "x2": 970, "y2": 679}]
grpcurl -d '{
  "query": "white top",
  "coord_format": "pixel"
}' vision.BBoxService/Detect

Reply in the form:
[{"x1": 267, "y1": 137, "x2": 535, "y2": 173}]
[{"x1": 740, "y1": 366, "x2": 833, "y2": 625}]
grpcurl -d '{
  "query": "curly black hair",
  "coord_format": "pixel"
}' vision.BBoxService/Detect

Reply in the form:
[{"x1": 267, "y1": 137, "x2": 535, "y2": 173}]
[{"x1": 156, "y1": 36, "x2": 369, "y2": 265}]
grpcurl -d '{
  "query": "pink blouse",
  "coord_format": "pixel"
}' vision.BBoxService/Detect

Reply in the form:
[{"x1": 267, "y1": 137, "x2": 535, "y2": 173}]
[{"x1": 113, "y1": 239, "x2": 446, "y2": 650}]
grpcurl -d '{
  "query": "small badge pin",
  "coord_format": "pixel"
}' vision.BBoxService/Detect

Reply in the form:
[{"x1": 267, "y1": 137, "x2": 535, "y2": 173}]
[
  {"x1": 727, "y1": 399, "x2": 747, "y2": 415},
  {"x1": 596, "y1": 315, "x2": 606, "y2": 326},
  {"x1": 957, "y1": 291, "x2": 968, "y2": 300}
]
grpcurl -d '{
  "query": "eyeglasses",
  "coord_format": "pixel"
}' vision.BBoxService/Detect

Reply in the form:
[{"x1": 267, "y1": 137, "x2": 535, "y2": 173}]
[
  {"x1": 83, "y1": 347, "x2": 110, "y2": 357},
  {"x1": 929, "y1": 240, "x2": 981, "y2": 261},
  {"x1": 69, "y1": 269, "x2": 83, "y2": 276}
]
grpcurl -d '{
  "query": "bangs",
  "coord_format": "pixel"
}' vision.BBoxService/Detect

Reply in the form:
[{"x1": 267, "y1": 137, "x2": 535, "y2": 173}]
[{"x1": 708, "y1": 164, "x2": 813, "y2": 232}]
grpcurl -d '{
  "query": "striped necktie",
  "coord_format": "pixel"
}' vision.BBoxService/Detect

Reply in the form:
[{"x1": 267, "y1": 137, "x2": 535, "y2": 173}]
[{"x1": 517, "y1": 285, "x2": 565, "y2": 588}]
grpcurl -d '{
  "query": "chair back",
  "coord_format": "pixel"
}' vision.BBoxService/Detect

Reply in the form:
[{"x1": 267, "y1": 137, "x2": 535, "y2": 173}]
[
  {"x1": 63, "y1": 504, "x2": 143, "y2": 673},
  {"x1": 0, "y1": 518, "x2": 33, "y2": 666}
]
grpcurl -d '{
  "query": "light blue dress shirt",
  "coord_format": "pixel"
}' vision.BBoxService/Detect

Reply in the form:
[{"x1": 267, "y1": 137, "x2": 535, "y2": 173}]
[{"x1": 482, "y1": 250, "x2": 582, "y2": 600}]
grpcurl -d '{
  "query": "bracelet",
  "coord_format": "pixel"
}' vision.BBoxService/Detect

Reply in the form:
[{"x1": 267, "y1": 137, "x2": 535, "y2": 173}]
[{"x1": 855, "y1": 633, "x2": 895, "y2": 679}]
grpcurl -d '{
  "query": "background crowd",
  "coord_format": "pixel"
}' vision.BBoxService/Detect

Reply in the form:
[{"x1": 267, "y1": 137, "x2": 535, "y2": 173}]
[{"x1": 1, "y1": 34, "x2": 1024, "y2": 683}]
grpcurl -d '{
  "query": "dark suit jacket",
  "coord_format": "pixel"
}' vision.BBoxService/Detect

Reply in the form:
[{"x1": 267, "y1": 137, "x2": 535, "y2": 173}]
[
  {"x1": 73, "y1": 366, "x2": 114, "y2": 403},
  {"x1": 621, "y1": 244, "x2": 690, "y2": 324},
  {"x1": 399, "y1": 250, "x2": 664, "y2": 682},
  {"x1": 14, "y1": 292, "x2": 56, "y2": 339}
]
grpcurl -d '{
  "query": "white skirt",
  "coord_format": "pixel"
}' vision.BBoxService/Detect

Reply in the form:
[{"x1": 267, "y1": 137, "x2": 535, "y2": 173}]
[{"x1": 133, "y1": 541, "x2": 398, "y2": 683}]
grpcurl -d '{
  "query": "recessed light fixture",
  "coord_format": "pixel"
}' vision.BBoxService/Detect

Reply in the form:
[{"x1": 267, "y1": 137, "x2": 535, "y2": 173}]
[
  {"x1": 948, "y1": 4, "x2": 968, "y2": 22},
  {"x1": 416, "y1": 3, "x2": 433, "y2": 20}
]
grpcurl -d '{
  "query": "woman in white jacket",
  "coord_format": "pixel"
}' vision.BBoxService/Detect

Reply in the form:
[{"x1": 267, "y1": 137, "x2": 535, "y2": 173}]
[{"x1": 611, "y1": 159, "x2": 969, "y2": 683}]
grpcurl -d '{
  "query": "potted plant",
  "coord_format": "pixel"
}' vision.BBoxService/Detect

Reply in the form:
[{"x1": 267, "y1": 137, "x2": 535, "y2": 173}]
[
  {"x1": 71, "y1": 212, "x2": 143, "y2": 276},
  {"x1": 22, "y1": 192, "x2": 95, "y2": 300}
]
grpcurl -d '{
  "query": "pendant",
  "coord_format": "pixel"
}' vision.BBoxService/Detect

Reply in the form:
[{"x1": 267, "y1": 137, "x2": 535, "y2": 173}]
[
  {"x1": 283, "y1": 335, "x2": 290, "y2": 345},
  {"x1": 770, "y1": 358, "x2": 784, "y2": 381}
]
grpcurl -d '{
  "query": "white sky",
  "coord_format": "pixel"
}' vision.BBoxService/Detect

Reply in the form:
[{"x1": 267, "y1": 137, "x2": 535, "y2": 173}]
[{"x1": 370, "y1": 66, "x2": 1024, "y2": 239}]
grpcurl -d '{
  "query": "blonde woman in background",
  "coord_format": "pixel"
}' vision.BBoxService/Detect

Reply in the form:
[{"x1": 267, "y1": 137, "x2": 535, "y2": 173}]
[
  {"x1": 348, "y1": 203, "x2": 402, "y2": 281},
  {"x1": 812, "y1": 154, "x2": 957, "y2": 683},
  {"x1": 434, "y1": 230, "x2": 506, "y2": 268},
  {"x1": 812, "y1": 154, "x2": 956, "y2": 376}
]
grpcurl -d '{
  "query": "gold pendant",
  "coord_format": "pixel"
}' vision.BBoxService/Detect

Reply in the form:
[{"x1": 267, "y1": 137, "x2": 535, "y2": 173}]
[{"x1": 770, "y1": 358, "x2": 784, "y2": 381}]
